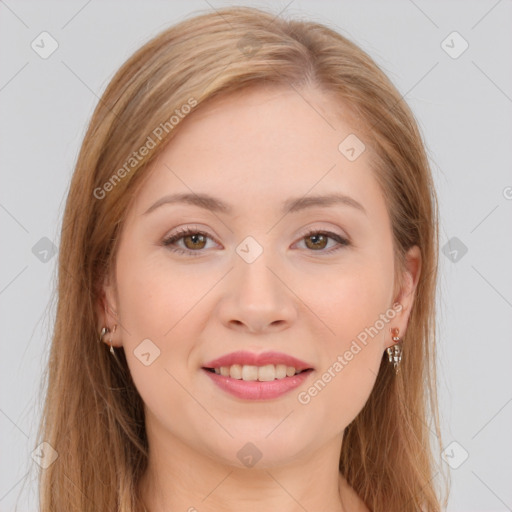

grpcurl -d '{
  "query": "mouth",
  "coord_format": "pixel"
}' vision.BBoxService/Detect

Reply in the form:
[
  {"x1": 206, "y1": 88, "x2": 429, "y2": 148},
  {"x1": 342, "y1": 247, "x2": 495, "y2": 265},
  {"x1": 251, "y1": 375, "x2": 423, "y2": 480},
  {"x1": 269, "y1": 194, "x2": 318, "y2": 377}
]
[
  {"x1": 201, "y1": 351, "x2": 315, "y2": 400},
  {"x1": 202, "y1": 364, "x2": 313, "y2": 381}
]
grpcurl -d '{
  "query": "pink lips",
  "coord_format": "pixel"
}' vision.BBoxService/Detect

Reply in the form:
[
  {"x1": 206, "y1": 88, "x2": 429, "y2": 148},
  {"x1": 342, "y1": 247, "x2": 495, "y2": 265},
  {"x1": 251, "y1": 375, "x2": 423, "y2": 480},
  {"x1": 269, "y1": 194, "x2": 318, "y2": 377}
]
[
  {"x1": 202, "y1": 350, "x2": 314, "y2": 401},
  {"x1": 202, "y1": 350, "x2": 313, "y2": 372}
]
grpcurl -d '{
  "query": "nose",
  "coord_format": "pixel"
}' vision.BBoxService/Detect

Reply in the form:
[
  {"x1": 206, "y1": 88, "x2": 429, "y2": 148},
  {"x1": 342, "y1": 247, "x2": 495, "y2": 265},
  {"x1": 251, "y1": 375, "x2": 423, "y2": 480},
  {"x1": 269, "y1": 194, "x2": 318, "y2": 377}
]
[{"x1": 217, "y1": 252, "x2": 298, "y2": 334}]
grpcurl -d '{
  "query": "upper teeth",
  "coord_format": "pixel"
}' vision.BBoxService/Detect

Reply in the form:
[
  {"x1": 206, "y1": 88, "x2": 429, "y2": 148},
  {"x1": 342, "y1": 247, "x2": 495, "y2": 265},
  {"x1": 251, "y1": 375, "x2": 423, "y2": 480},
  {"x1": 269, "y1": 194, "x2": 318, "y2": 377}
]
[{"x1": 213, "y1": 364, "x2": 303, "y2": 381}]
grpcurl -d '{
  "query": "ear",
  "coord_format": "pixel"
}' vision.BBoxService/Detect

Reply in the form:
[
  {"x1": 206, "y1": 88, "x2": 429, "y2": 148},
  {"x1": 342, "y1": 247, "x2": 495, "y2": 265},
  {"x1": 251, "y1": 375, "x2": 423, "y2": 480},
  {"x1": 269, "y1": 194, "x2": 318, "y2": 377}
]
[
  {"x1": 95, "y1": 271, "x2": 122, "y2": 348},
  {"x1": 386, "y1": 245, "x2": 421, "y2": 349}
]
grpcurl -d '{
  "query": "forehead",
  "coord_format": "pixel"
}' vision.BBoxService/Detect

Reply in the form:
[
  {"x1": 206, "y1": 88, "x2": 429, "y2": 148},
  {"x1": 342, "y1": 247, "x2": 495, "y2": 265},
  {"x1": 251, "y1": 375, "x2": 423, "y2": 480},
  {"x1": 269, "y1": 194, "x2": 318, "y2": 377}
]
[
  {"x1": 130, "y1": 85, "x2": 384, "y2": 219},
  {"x1": 172, "y1": 84, "x2": 358, "y2": 163}
]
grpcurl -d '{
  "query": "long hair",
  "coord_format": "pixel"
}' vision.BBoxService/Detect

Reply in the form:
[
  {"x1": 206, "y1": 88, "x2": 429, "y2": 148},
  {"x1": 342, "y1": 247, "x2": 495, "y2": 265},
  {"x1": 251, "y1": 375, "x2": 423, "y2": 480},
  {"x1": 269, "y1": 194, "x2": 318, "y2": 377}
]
[{"x1": 32, "y1": 6, "x2": 449, "y2": 511}]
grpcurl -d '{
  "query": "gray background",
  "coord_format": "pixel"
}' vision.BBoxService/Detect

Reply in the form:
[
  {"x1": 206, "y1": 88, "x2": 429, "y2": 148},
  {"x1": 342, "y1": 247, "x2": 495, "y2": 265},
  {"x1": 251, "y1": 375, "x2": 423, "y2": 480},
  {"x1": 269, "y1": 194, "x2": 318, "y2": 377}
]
[{"x1": 1, "y1": 1, "x2": 511, "y2": 511}]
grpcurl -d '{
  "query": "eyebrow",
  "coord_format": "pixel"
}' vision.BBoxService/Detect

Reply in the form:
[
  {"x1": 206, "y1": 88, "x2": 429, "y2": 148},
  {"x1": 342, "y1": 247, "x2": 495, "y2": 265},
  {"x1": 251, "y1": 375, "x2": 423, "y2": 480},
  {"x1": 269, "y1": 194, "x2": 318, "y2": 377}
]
[{"x1": 142, "y1": 192, "x2": 367, "y2": 216}]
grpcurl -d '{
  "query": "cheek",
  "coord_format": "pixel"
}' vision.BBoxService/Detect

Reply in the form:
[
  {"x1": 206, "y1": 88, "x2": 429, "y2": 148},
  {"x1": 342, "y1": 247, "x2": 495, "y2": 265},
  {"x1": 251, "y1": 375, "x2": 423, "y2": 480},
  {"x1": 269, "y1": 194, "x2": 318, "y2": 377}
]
[
  {"x1": 307, "y1": 257, "x2": 393, "y2": 345},
  {"x1": 113, "y1": 246, "x2": 212, "y2": 404},
  {"x1": 115, "y1": 245, "x2": 214, "y2": 340},
  {"x1": 299, "y1": 262, "x2": 392, "y2": 422}
]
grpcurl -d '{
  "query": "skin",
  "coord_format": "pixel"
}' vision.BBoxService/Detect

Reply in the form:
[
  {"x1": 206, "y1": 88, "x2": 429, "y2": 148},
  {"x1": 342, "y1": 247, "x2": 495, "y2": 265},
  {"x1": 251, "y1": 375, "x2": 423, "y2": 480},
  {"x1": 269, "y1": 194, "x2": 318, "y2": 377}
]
[{"x1": 100, "y1": 85, "x2": 421, "y2": 512}]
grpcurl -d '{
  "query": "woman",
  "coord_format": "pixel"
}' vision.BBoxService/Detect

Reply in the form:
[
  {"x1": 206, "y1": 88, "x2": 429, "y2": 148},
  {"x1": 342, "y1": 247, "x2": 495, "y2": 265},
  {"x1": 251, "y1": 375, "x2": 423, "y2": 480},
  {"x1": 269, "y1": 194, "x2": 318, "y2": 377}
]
[{"x1": 35, "y1": 6, "x2": 449, "y2": 511}]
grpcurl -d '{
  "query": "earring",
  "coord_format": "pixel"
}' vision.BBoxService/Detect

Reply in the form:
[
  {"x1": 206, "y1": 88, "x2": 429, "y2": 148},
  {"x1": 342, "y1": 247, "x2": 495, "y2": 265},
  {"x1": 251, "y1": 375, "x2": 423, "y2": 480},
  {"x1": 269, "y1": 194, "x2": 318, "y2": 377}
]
[
  {"x1": 109, "y1": 324, "x2": 117, "y2": 355},
  {"x1": 99, "y1": 324, "x2": 118, "y2": 356},
  {"x1": 386, "y1": 327, "x2": 403, "y2": 374}
]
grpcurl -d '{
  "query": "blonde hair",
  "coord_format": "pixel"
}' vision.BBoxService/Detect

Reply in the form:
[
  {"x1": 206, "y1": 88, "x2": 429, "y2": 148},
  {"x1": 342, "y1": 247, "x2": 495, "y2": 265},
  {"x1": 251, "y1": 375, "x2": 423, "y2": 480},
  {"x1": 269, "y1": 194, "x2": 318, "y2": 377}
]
[{"x1": 32, "y1": 6, "x2": 449, "y2": 511}]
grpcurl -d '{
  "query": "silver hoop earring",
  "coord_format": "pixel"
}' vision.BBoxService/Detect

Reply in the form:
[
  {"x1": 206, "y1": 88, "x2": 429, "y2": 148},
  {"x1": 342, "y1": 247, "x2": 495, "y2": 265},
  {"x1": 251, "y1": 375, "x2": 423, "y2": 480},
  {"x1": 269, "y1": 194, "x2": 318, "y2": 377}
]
[{"x1": 386, "y1": 327, "x2": 403, "y2": 374}]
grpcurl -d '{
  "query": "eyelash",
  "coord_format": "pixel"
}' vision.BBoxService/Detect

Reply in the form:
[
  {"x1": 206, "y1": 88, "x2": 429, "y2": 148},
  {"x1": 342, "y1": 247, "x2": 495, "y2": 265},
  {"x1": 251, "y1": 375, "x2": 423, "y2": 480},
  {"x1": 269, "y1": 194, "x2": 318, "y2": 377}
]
[{"x1": 162, "y1": 227, "x2": 351, "y2": 257}]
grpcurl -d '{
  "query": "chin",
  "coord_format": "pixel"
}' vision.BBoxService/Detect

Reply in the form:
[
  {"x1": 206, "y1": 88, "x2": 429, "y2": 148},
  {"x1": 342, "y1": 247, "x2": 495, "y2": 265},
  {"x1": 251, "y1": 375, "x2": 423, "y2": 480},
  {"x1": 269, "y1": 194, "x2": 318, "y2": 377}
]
[{"x1": 204, "y1": 430, "x2": 311, "y2": 469}]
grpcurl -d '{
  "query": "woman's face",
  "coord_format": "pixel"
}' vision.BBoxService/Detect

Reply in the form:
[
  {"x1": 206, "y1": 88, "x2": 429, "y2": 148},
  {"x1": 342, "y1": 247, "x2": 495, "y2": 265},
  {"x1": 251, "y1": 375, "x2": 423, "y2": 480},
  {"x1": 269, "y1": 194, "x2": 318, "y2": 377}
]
[{"x1": 102, "y1": 85, "x2": 420, "y2": 468}]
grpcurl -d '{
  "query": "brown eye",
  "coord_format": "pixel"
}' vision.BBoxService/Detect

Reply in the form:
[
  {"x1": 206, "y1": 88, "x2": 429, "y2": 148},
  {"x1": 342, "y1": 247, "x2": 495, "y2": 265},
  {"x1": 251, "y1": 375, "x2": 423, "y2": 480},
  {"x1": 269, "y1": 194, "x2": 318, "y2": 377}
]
[
  {"x1": 183, "y1": 233, "x2": 207, "y2": 250},
  {"x1": 297, "y1": 230, "x2": 350, "y2": 254},
  {"x1": 304, "y1": 233, "x2": 328, "y2": 250},
  {"x1": 163, "y1": 228, "x2": 216, "y2": 256}
]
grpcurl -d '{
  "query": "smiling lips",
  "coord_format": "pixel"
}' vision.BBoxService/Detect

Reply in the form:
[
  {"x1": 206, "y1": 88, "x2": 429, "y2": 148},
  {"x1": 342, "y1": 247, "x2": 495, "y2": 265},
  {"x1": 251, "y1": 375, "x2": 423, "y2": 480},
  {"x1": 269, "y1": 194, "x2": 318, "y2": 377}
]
[{"x1": 202, "y1": 350, "x2": 314, "y2": 400}]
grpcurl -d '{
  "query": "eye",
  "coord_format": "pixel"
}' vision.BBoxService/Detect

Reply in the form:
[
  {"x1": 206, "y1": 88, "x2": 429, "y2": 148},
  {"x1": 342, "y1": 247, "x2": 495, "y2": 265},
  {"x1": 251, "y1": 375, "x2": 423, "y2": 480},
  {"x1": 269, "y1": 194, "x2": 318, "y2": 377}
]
[
  {"x1": 162, "y1": 227, "x2": 351, "y2": 257},
  {"x1": 295, "y1": 229, "x2": 351, "y2": 253},
  {"x1": 162, "y1": 227, "x2": 218, "y2": 256}
]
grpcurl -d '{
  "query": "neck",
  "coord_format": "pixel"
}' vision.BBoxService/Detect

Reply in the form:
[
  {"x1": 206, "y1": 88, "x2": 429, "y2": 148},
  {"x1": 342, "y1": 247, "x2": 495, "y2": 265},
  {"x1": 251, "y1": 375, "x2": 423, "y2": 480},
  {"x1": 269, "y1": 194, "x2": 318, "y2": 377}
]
[{"x1": 138, "y1": 428, "x2": 349, "y2": 512}]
